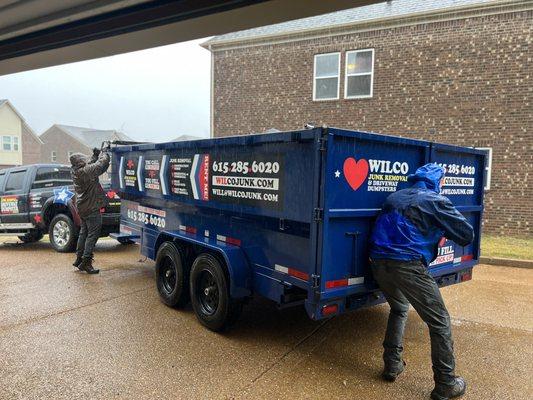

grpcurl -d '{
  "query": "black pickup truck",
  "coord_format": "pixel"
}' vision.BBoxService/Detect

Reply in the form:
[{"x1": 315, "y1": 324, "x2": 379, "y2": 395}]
[{"x1": 0, "y1": 163, "x2": 126, "y2": 252}]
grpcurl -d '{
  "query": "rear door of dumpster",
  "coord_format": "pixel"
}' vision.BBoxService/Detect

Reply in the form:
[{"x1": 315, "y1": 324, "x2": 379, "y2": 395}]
[
  {"x1": 427, "y1": 143, "x2": 486, "y2": 275},
  {"x1": 317, "y1": 128, "x2": 431, "y2": 303}
]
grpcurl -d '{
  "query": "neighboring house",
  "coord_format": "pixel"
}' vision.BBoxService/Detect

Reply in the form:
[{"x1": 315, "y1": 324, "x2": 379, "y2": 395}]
[
  {"x1": 203, "y1": 0, "x2": 532, "y2": 237},
  {"x1": 172, "y1": 134, "x2": 203, "y2": 142},
  {"x1": 39, "y1": 124, "x2": 132, "y2": 180},
  {"x1": 0, "y1": 99, "x2": 42, "y2": 169}
]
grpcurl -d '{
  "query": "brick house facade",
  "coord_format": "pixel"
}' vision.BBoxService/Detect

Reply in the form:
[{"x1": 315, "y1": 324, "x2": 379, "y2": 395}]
[
  {"x1": 20, "y1": 123, "x2": 42, "y2": 165},
  {"x1": 204, "y1": 0, "x2": 532, "y2": 237},
  {"x1": 0, "y1": 99, "x2": 42, "y2": 169},
  {"x1": 40, "y1": 125, "x2": 95, "y2": 165},
  {"x1": 40, "y1": 124, "x2": 132, "y2": 181}
]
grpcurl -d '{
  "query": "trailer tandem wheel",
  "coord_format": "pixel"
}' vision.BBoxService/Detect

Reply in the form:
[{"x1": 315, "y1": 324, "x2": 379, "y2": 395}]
[
  {"x1": 190, "y1": 253, "x2": 242, "y2": 332},
  {"x1": 155, "y1": 242, "x2": 190, "y2": 308}
]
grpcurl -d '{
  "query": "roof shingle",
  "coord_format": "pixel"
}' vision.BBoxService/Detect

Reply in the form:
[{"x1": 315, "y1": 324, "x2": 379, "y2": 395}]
[
  {"x1": 53, "y1": 124, "x2": 132, "y2": 149},
  {"x1": 204, "y1": 0, "x2": 501, "y2": 46}
]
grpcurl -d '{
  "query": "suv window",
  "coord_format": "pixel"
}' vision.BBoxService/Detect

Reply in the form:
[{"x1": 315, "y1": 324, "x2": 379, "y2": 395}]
[
  {"x1": 32, "y1": 167, "x2": 72, "y2": 190},
  {"x1": 0, "y1": 172, "x2": 5, "y2": 194},
  {"x1": 5, "y1": 170, "x2": 26, "y2": 192}
]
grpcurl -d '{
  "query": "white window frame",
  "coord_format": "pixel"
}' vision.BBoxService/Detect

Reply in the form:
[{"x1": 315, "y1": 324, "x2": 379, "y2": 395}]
[
  {"x1": 477, "y1": 147, "x2": 493, "y2": 191},
  {"x1": 2, "y1": 135, "x2": 12, "y2": 151},
  {"x1": 344, "y1": 48, "x2": 375, "y2": 99},
  {"x1": 313, "y1": 52, "x2": 341, "y2": 101},
  {"x1": 13, "y1": 136, "x2": 19, "y2": 151},
  {"x1": 51, "y1": 151, "x2": 57, "y2": 162}
]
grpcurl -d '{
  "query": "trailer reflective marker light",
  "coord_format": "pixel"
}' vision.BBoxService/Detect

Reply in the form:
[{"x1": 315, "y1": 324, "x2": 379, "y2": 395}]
[
  {"x1": 322, "y1": 304, "x2": 338, "y2": 316},
  {"x1": 274, "y1": 264, "x2": 309, "y2": 281},
  {"x1": 461, "y1": 272, "x2": 472, "y2": 282},
  {"x1": 325, "y1": 277, "x2": 364, "y2": 289},
  {"x1": 216, "y1": 234, "x2": 241, "y2": 246},
  {"x1": 453, "y1": 254, "x2": 473, "y2": 264},
  {"x1": 179, "y1": 225, "x2": 197, "y2": 234},
  {"x1": 120, "y1": 224, "x2": 133, "y2": 235}
]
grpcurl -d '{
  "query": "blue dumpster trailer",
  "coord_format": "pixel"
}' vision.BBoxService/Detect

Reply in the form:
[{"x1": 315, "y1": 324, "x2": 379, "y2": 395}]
[{"x1": 110, "y1": 127, "x2": 486, "y2": 331}]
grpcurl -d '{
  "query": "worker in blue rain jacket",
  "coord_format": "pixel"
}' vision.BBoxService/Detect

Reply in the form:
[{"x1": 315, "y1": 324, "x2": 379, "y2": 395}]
[{"x1": 369, "y1": 163, "x2": 474, "y2": 400}]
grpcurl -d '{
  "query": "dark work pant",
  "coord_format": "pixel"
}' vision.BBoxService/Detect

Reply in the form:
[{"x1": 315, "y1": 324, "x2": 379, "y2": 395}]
[
  {"x1": 371, "y1": 258, "x2": 456, "y2": 385},
  {"x1": 76, "y1": 211, "x2": 102, "y2": 259}
]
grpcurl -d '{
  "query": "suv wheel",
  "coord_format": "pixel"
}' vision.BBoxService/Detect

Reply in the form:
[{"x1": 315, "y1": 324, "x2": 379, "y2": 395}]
[{"x1": 49, "y1": 214, "x2": 78, "y2": 252}]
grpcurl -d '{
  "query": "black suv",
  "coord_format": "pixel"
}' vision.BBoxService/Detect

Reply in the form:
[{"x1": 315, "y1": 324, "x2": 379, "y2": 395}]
[{"x1": 0, "y1": 164, "x2": 125, "y2": 252}]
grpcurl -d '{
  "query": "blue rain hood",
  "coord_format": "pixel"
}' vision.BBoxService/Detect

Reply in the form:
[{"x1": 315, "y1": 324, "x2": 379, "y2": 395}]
[{"x1": 408, "y1": 163, "x2": 445, "y2": 193}]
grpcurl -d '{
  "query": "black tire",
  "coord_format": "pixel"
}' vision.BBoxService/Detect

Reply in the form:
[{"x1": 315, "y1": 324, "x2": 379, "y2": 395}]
[
  {"x1": 48, "y1": 214, "x2": 78, "y2": 253},
  {"x1": 118, "y1": 238, "x2": 135, "y2": 245},
  {"x1": 18, "y1": 231, "x2": 44, "y2": 243},
  {"x1": 155, "y1": 242, "x2": 190, "y2": 308},
  {"x1": 190, "y1": 253, "x2": 242, "y2": 332}
]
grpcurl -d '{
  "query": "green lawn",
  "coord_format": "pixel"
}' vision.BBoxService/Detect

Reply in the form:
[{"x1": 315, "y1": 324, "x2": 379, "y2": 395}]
[{"x1": 481, "y1": 235, "x2": 533, "y2": 260}]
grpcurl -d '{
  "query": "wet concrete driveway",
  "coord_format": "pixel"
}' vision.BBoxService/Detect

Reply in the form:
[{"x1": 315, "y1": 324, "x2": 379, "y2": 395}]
[{"x1": 1, "y1": 239, "x2": 531, "y2": 399}]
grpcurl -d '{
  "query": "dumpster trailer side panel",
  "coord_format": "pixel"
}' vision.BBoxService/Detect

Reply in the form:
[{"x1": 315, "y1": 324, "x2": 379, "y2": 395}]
[{"x1": 111, "y1": 129, "x2": 325, "y2": 304}]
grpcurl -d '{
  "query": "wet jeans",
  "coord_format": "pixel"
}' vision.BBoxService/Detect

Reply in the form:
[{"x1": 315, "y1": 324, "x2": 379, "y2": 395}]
[
  {"x1": 76, "y1": 211, "x2": 102, "y2": 259},
  {"x1": 371, "y1": 258, "x2": 456, "y2": 385}
]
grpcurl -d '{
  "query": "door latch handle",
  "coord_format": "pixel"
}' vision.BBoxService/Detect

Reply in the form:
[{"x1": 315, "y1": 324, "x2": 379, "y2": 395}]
[{"x1": 345, "y1": 231, "x2": 361, "y2": 275}]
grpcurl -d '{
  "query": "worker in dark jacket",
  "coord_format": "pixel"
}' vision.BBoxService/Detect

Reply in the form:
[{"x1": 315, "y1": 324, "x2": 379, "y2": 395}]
[
  {"x1": 369, "y1": 163, "x2": 474, "y2": 400},
  {"x1": 70, "y1": 148, "x2": 110, "y2": 274}
]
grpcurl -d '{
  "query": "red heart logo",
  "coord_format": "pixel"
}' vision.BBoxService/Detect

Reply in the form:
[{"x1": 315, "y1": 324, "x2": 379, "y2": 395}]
[{"x1": 343, "y1": 158, "x2": 369, "y2": 191}]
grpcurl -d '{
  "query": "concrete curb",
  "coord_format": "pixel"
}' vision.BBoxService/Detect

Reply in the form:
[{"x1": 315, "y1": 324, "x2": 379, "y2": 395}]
[{"x1": 480, "y1": 256, "x2": 533, "y2": 269}]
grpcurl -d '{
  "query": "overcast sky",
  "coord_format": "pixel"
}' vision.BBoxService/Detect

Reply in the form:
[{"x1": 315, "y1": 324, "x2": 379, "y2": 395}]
[{"x1": 0, "y1": 38, "x2": 211, "y2": 142}]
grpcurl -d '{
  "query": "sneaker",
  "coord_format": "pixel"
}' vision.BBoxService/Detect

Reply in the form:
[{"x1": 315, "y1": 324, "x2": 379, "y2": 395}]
[{"x1": 431, "y1": 376, "x2": 467, "y2": 400}]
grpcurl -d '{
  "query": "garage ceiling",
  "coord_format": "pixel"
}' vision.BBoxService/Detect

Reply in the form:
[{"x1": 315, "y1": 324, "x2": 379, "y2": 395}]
[{"x1": 0, "y1": 0, "x2": 379, "y2": 76}]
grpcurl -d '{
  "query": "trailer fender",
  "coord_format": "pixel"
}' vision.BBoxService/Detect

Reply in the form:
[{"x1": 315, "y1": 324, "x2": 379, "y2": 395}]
[{"x1": 153, "y1": 230, "x2": 252, "y2": 299}]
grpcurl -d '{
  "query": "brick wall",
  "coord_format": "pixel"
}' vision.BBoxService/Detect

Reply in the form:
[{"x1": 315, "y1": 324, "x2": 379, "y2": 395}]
[
  {"x1": 211, "y1": 10, "x2": 532, "y2": 237},
  {"x1": 40, "y1": 126, "x2": 91, "y2": 165},
  {"x1": 21, "y1": 124, "x2": 42, "y2": 165}
]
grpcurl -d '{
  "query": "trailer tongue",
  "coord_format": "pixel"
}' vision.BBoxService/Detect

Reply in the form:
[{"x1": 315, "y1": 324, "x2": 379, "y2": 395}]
[{"x1": 110, "y1": 127, "x2": 486, "y2": 331}]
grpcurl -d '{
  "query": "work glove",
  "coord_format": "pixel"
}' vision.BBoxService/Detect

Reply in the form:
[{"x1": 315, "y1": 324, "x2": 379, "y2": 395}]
[{"x1": 92, "y1": 147, "x2": 101, "y2": 157}]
